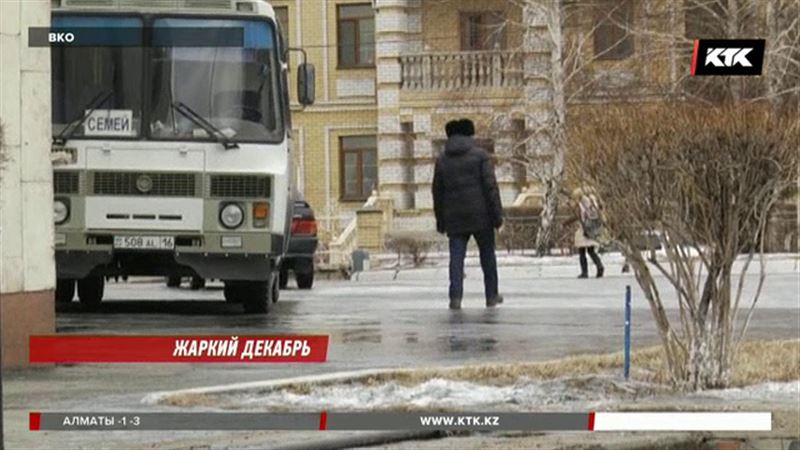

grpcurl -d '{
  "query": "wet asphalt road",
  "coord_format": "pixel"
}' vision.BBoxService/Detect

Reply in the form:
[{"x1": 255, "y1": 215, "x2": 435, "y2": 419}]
[
  {"x1": 4, "y1": 267, "x2": 798, "y2": 449},
  {"x1": 55, "y1": 268, "x2": 799, "y2": 375}
]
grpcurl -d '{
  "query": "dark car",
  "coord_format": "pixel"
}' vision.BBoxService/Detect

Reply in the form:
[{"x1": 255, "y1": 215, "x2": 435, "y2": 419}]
[{"x1": 280, "y1": 197, "x2": 318, "y2": 289}]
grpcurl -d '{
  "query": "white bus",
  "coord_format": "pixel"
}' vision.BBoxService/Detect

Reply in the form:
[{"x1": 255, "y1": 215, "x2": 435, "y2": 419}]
[{"x1": 50, "y1": 0, "x2": 314, "y2": 313}]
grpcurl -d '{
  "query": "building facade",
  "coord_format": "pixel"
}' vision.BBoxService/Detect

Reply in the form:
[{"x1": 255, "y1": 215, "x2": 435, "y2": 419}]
[
  {"x1": 0, "y1": 0, "x2": 56, "y2": 367},
  {"x1": 275, "y1": 0, "x2": 682, "y2": 260}
]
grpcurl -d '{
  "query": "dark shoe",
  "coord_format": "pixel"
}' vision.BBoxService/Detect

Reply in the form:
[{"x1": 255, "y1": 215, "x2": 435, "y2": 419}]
[
  {"x1": 596, "y1": 266, "x2": 605, "y2": 278},
  {"x1": 486, "y1": 295, "x2": 503, "y2": 307},
  {"x1": 449, "y1": 298, "x2": 462, "y2": 310},
  {"x1": 578, "y1": 273, "x2": 588, "y2": 279}
]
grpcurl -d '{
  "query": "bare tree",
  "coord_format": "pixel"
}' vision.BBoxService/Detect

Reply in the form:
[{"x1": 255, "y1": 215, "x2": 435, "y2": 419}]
[
  {"x1": 632, "y1": 0, "x2": 800, "y2": 110},
  {"x1": 571, "y1": 104, "x2": 798, "y2": 390},
  {"x1": 522, "y1": 0, "x2": 567, "y2": 255},
  {"x1": 508, "y1": 0, "x2": 654, "y2": 255},
  {"x1": 512, "y1": 0, "x2": 799, "y2": 254},
  {"x1": 417, "y1": 0, "x2": 798, "y2": 256}
]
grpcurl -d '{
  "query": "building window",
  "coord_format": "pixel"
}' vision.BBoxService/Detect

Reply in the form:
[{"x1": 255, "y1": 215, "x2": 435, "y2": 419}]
[
  {"x1": 460, "y1": 11, "x2": 506, "y2": 51},
  {"x1": 683, "y1": 0, "x2": 725, "y2": 39},
  {"x1": 340, "y1": 135, "x2": 378, "y2": 200},
  {"x1": 337, "y1": 4, "x2": 375, "y2": 68},
  {"x1": 273, "y1": 6, "x2": 290, "y2": 46},
  {"x1": 593, "y1": 0, "x2": 634, "y2": 60}
]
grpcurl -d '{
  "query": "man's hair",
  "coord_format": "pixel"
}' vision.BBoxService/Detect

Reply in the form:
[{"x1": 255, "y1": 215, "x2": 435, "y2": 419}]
[
  {"x1": 445, "y1": 120, "x2": 460, "y2": 137},
  {"x1": 457, "y1": 118, "x2": 475, "y2": 136}
]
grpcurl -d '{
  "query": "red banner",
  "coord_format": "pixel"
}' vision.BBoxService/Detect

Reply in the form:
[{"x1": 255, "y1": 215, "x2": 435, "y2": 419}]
[{"x1": 29, "y1": 335, "x2": 329, "y2": 363}]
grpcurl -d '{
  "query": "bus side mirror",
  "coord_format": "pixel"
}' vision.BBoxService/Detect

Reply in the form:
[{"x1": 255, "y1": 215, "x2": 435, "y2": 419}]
[{"x1": 297, "y1": 63, "x2": 315, "y2": 106}]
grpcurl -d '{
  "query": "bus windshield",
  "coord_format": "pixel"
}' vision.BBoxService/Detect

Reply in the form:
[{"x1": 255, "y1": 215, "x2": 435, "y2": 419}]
[
  {"x1": 149, "y1": 18, "x2": 281, "y2": 143},
  {"x1": 51, "y1": 16, "x2": 143, "y2": 138}
]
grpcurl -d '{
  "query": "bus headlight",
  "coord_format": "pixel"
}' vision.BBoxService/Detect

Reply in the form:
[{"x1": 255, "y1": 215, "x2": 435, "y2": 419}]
[
  {"x1": 54, "y1": 199, "x2": 69, "y2": 224},
  {"x1": 219, "y1": 203, "x2": 244, "y2": 229}
]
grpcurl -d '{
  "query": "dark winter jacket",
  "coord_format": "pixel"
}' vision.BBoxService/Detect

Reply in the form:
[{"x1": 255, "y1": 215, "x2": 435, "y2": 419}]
[{"x1": 432, "y1": 135, "x2": 503, "y2": 235}]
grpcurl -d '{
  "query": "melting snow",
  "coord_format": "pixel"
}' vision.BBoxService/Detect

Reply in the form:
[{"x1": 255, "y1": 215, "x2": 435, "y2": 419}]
[
  {"x1": 693, "y1": 380, "x2": 800, "y2": 402},
  {"x1": 224, "y1": 376, "x2": 661, "y2": 411}
]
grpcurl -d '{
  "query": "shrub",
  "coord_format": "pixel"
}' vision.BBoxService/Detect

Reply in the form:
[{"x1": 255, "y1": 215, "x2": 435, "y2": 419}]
[
  {"x1": 497, "y1": 207, "x2": 540, "y2": 254},
  {"x1": 570, "y1": 104, "x2": 799, "y2": 390},
  {"x1": 384, "y1": 231, "x2": 439, "y2": 268}
]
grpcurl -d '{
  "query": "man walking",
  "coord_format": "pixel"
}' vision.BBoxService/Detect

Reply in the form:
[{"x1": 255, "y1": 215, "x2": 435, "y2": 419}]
[{"x1": 432, "y1": 119, "x2": 504, "y2": 309}]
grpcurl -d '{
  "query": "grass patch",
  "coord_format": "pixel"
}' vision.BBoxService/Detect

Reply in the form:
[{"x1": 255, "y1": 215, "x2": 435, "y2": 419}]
[
  {"x1": 326, "y1": 339, "x2": 800, "y2": 389},
  {"x1": 161, "y1": 339, "x2": 799, "y2": 407},
  {"x1": 160, "y1": 393, "x2": 217, "y2": 408}
]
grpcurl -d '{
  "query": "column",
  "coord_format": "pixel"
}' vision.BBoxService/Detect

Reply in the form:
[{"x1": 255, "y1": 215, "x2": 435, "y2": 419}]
[
  {"x1": 375, "y1": 0, "x2": 419, "y2": 210},
  {"x1": 522, "y1": 3, "x2": 555, "y2": 188},
  {"x1": 0, "y1": 0, "x2": 56, "y2": 368}
]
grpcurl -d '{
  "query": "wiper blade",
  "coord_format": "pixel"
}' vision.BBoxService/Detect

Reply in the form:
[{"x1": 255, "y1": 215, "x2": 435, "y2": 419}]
[
  {"x1": 171, "y1": 101, "x2": 239, "y2": 150},
  {"x1": 53, "y1": 90, "x2": 114, "y2": 145}
]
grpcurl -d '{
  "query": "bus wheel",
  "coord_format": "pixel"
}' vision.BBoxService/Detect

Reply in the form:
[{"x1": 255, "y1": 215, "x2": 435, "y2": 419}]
[
  {"x1": 190, "y1": 276, "x2": 206, "y2": 290},
  {"x1": 296, "y1": 271, "x2": 314, "y2": 290},
  {"x1": 166, "y1": 276, "x2": 182, "y2": 288},
  {"x1": 278, "y1": 265, "x2": 289, "y2": 289},
  {"x1": 55, "y1": 279, "x2": 75, "y2": 303},
  {"x1": 272, "y1": 275, "x2": 280, "y2": 303},
  {"x1": 241, "y1": 281, "x2": 270, "y2": 314},
  {"x1": 223, "y1": 282, "x2": 243, "y2": 303},
  {"x1": 77, "y1": 276, "x2": 104, "y2": 308}
]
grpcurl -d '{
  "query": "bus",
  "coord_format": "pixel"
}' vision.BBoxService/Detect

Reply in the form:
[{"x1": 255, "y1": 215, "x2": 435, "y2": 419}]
[{"x1": 50, "y1": 0, "x2": 314, "y2": 313}]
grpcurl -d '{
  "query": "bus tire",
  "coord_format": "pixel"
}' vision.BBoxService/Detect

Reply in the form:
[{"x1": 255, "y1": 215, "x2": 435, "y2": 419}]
[
  {"x1": 77, "y1": 276, "x2": 104, "y2": 307},
  {"x1": 278, "y1": 265, "x2": 289, "y2": 289},
  {"x1": 296, "y1": 271, "x2": 314, "y2": 290},
  {"x1": 166, "y1": 276, "x2": 182, "y2": 288},
  {"x1": 241, "y1": 281, "x2": 270, "y2": 314},
  {"x1": 56, "y1": 279, "x2": 75, "y2": 303},
  {"x1": 223, "y1": 283, "x2": 243, "y2": 303},
  {"x1": 190, "y1": 276, "x2": 206, "y2": 290},
  {"x1": 272, "y1": 275, "x2": 280, "y2": 303}
]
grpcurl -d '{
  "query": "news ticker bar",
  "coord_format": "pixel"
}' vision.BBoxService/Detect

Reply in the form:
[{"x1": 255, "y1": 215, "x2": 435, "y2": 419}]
[
  {"x1": 29, "y1": 335, "x2": 329, "y2": 363},
  {"x1": 29, "y1": 27, "x2": 244, "y2": 47},
  {"x1": 29, "y1": 412, "x2": 771, "y2": 432}
]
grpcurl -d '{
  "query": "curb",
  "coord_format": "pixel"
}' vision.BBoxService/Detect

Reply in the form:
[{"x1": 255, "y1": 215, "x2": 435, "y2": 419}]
[
  {"x1": 264, "y1": 431, "x2": 446, "y2": 450},
  {"x1": 142, "y1": 368, "x2": 413, "y2": 404}
]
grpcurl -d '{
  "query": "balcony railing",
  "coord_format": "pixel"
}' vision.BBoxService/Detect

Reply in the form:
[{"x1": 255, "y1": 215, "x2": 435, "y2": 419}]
[{"x1": 400, "y1": 50, "x2": 523, "y2": 90}]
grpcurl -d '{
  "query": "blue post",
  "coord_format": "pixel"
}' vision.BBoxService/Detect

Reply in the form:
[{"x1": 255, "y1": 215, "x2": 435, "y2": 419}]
[{"x1": 624, "y1": 285, "x2": 632, "y2": 381}]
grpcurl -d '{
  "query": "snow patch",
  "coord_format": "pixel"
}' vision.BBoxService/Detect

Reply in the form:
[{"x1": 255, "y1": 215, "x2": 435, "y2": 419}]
[
  {"x1": 692, "y1": 381, "x2": 800, "y2": 402},
  {"x1": 222, "y1": 376, "x2": 659, "y2": 411}
]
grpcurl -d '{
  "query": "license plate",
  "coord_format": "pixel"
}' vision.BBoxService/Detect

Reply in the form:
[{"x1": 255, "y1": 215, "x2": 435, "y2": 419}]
[{"x1": 113, "y1": 235, "x2": 174, "y2": 250}]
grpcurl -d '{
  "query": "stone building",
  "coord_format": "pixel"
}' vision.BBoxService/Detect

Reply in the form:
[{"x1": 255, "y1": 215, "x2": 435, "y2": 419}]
[
  {"x1": 0, "y1": 0, "x2": 56, "y2": 367},
  {"x1": 277, "y1": 0, "x2": 684, "y2": 262}
]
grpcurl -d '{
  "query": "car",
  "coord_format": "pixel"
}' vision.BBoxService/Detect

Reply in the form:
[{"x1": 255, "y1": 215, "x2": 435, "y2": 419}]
[{"x1": 280, "y1": 196, "x2": 318, "y2": 289}]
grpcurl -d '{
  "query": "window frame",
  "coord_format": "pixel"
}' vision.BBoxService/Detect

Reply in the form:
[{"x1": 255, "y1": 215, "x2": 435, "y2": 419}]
[
  {"x1": 592, "y1": 0, "x2": 635, "y2": 61},
  {"x1": 336, "y1": 3, "x2": 376, "y2": 69},
  {"x1": 147, "y1": 16, "x2": 284, "y2": 144},
  {"x1": 51, "y1": 11, "x2": 286, "y2": 145},
  {"x1": 459, "y1": 11, "x2": 506, "y2": 51},
  {"x1": 51, "y1": 13, "x2": 145, "y2": 141},
  {"x1": 339, "y1": 135, "x2": 378, "y2": 201}
]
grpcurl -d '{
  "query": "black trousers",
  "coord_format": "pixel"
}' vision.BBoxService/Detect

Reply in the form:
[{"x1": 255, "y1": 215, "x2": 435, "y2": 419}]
[
  {"x1": 448, "y1": 228, "x2": 498, "y2": 301},
  {"x1": 578, "y1": 246, "x2": 603, "y2": 275}
]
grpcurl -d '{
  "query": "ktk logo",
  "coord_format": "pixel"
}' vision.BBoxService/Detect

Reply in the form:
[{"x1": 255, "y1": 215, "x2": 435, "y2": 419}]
[{"x1": 691, "y1": 39, "x2": 765, "y2": 76}]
